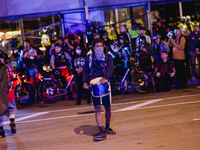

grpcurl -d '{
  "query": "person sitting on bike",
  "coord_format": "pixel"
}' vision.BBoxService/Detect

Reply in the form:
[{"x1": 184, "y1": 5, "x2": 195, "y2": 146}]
[
  {"x1": 50, "y1": 43, "x2": 73, "y2": 100},
  {"x1": 136, "y1": 36, "x2": 155, "y2": 90},
  {"x1": 72, "y1": 44, "x2": 91, "y2": 105},
  {"x1": 155, "y1": 50, "x2": 175, "y2": 92},
  {"x1": 108, "y1": 40, "x2": 129, "y2": 94}
]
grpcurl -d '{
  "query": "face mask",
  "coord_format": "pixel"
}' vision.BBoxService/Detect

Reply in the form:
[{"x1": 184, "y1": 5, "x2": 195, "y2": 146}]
[
  {"x1": 76, "y1": 49, "x2": 81, "y2": 55},
  {"x1": 24, "y1": 42, "x2": 26, "y2": 47},
  {"x1": 94, "y1": 48, "x2": 104, "y2": 60}
]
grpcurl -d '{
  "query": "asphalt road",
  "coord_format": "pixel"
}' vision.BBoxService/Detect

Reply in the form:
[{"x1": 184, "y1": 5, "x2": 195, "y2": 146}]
[{"x1": 1, "y1": 85, "x2": 200, "y2": 150}]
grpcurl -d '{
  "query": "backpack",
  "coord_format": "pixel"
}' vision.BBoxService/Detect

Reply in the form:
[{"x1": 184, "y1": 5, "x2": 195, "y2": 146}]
[{"x1": 88, "y1": 53, "x2": 108, "y2": 77}]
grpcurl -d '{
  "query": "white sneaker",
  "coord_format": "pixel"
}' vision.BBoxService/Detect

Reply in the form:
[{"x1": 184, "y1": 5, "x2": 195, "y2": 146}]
[{"x1": 191, "y1": 76, "x2": 196, "y2": 82}]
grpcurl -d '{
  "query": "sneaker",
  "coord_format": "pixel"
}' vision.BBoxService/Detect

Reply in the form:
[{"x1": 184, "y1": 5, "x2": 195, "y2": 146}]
[
  {"x1": 93, "y1": 132, "x2": 106, "y2": 141},
  {"x1": 191, "y1": 76, "x2": 196, "y2": 82},
  {"x1": 104, "y1": 128, "x2": 116, "y2": 135},
  {"x1": 10, "y1": 122, "x2": 16, "y2": 134},
  {"x1": 0, "y1": 130, "x2": 5, "y2": 138}
]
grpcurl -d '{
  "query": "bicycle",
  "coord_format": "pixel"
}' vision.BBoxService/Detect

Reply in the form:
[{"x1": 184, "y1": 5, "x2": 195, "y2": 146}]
[
  {"x1": 130, "y1": 58, "x2": 153, "y2": 93},
  {"x1": 13, "y1": 71, "x2": 37, "y2": 106},
  {"x1": 110, "y1": 58, "x2": 152, "y2": 94},
  {"x1": 37, "y1": 66, "x2": 74, "y2": 104}
]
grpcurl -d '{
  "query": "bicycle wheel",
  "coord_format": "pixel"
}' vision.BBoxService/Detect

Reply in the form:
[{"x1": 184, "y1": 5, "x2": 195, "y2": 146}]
[
  {"x1": 38, "y1": 79, "x2": 62, "y2": 104},
  {"x1": 131, "y1": 70, "x2": 151, "y2": 93},
  {"x1": 14, "y1": 83, "x2": 37, "y2": 106}
]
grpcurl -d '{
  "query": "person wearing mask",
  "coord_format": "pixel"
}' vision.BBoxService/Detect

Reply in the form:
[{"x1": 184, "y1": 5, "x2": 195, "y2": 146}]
[
  {"x1": 108, "y1": 40, "x2": 129, "y2": 94},
  {"x1": 50, "y1": 43, "x2": 73, "y2": 100},
  {"x1": 152, "y1": 33, "x2": 170, "y2": 62},
  {"x1": 187, "y1": 22, "x2": 200, "y2": 81},
  {"x1": 73, "y1": 45, "x2": 91, "y2": 105},
  {"x1": 83, "y1": 38, "x2": 116, "y2": 141},
  {"x1": 170, "y1": 28, "x2": 187, "y2": 88},
  {"x1": 0, "y1": 56, "x2": 17, "y2": 138},
  {"x1": 155, "y1": 50, "x2": 176, "y2": 92}
]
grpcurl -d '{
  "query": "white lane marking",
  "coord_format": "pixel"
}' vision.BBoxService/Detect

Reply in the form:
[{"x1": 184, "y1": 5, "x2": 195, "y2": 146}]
[
  {"x1": 3, "y1": 112, "x2": 49, "y2": 125},
  {"x1": 17, "y1": 93, "x2": 200, "y2": 116},
  {"x1": 16, "y1": 113, "x2": 94, "y2": 124},
  {"x1": 15, "y1": 100, "x2": 200, "y2": 124},
  {"x1": 127, "y1": 100, "x2": 200, "y2": 111},
  {"x1": 114, "y1": 99, "x2": 163, "y2": 112}
]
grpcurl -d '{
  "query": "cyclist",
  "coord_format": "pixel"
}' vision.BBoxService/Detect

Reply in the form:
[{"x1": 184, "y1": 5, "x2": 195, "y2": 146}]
[
  {"x1": 136, "y1": 36, "x2": 155, "y2": 90},
  {"x1": 50, "y1": 43, "x2": 73, "y2": 100},
  {"x1": 108, "y1": 40, "x2": 129, "y2": 94}
]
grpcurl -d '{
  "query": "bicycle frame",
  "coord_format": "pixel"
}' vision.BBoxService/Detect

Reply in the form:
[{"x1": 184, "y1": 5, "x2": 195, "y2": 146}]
[{"x1": 44, "y1": 74, "x2": 74, "y2": 99}]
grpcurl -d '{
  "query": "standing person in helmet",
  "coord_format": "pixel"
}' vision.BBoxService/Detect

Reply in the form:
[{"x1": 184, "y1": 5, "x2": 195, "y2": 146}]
[
  {"x1": 50, "y1": 43, "x2": 73, "y2": 100},
  {"x1": 136, "y1": 36, "x2": 155, "y2": 89},
  {"x1": 108, "y1": 40, "x2": 129, "y2": 94},
  {"x1": 152, "y1": 33, "x2": 170, "y2": 63}
]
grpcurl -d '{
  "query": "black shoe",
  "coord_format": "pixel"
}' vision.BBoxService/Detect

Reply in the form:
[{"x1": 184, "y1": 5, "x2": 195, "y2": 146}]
[
  {"x1": 124, "y1": 90, "x2": 129, "y2": 94},
  {"x1": 104, "y1": 128, "x2": 116, "y2": 135},
  {"x1": 10, "y1": 122, "x2": 16, "y2": 134},
  {"x1": 68, "y1": 96, "x2": 73, "y2": 100},
  {"x1": 0, "y1": 130, "x2": 5, "y2": 138},
  {"x1": 93, "y1": 132, "x2": 106, "y2": 141},
  {"x1": 87, "y1": 100, "x2": 92, "y2": 104}
]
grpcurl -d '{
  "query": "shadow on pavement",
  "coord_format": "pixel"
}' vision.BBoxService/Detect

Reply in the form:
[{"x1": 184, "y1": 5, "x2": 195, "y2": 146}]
[{"x1": 74, "y1": 125, "x2": 98, "y2": 136}]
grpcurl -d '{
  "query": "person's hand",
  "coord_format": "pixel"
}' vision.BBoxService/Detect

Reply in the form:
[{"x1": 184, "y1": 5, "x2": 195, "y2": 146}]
[
  {"x1": 83, "y1": 83, "x2": 89, "y2": 89},
  {"x1": 156, "y1": 72, "x2": 161, "y2": 77},
  {"x1": 170, "y1": 39, "x2": 175, "y2": 44},
  {"x1": 140, "y1": 47, "x2": 146, "y2": 52},
  {"x1": 76, "y1": 67, "x2": 83, "y2": 74},
  {"x1": 136, "y1": 52, "x2": 140, "y2": 57},
  {"x1": 169, "y1": 72, "x2": 175, "y2": 77},
  {"x1": 99, "y1": 78, "x2": 106, "y2": 84}
]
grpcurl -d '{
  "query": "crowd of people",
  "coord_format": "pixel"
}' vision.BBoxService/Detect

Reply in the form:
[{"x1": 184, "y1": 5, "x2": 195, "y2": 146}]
[
  {"x1": 0, "y1": 16, "x2": 200, "y2": 103},
  {"x1": 1, "y1": 14, "x2": 200, "y2": 141}
]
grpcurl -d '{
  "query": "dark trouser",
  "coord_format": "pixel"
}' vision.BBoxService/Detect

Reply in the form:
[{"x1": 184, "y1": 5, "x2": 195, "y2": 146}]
[
  {"x1": 185, "y1": 54, "x2": 191, "y2": 78},
  {"x1": 155, "y1": 74, "x2": 173, "y2": 92},
  {"x1": 54, "y1": 71, "x2": 72, "y2": 99},
  {"x1": 45, "y1": 46, "x2": 51, "y2": 65},
  {"x1": 75, "y1": 74, "x2": 91, "y2": 104},
  {"x1": 174, "y1": 59, "x2": 187, "y2": 87}
]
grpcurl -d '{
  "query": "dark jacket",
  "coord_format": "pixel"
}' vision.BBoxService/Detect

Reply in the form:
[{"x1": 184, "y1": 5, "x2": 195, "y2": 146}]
[
  {"x1": 83, "y1": 53, "x2": 113, "y2": 83},
  {"x1": 0, "y1": 63, "x2": 8, "y2": 116}
]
